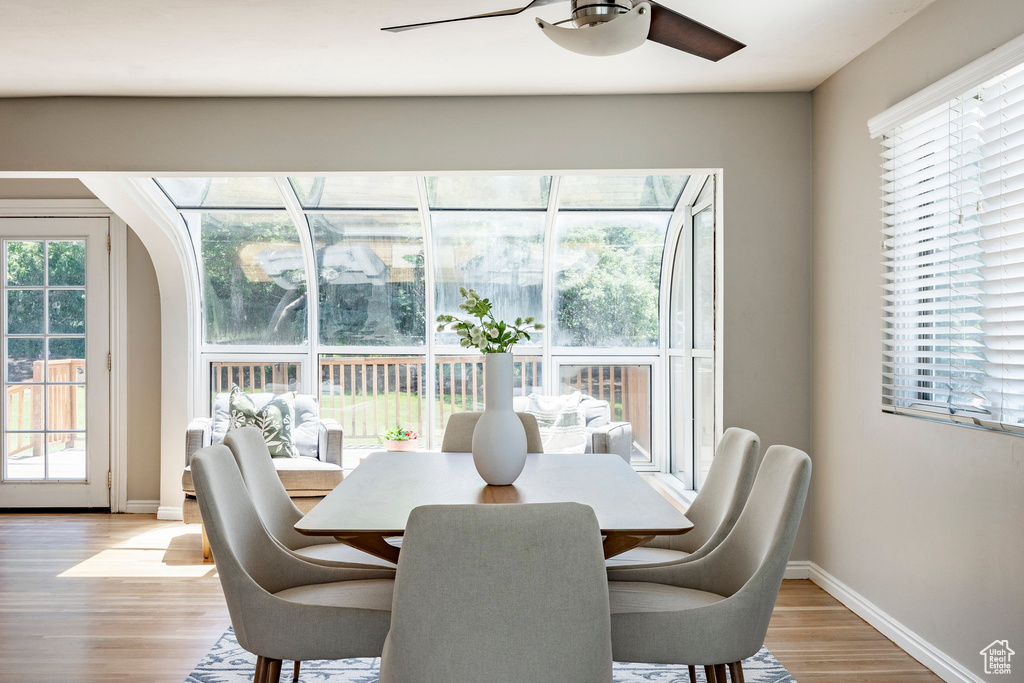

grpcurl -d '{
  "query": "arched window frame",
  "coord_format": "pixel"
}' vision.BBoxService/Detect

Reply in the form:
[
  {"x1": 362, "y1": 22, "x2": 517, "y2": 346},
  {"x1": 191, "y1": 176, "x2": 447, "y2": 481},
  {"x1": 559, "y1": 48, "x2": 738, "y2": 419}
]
[{"x1": 132, "y1": 171, "x2": 718, "y2": 485}]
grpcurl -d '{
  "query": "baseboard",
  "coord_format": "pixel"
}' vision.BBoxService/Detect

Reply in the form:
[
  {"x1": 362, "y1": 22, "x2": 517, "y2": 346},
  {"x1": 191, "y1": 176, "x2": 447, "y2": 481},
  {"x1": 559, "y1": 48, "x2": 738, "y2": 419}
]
[
  {"x1": 124, "y1": 499, "x2": 159, "y2": 514},
  {"x1": 808, "y1": 562, "x2": 983, "y2": 683},
  {"x1": 784, "y1": 560, "x2": 811, "y2": 580},
  {"x1": 156, "y1": 505, "x2": 183, "y2": 521}
]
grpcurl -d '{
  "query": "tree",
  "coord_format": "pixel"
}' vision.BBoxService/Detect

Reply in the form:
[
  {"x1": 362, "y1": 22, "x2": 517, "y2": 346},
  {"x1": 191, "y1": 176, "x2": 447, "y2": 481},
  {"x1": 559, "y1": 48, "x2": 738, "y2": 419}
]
[{"x1": 555, "y1": 224, "x2": 661, "y2": 347}]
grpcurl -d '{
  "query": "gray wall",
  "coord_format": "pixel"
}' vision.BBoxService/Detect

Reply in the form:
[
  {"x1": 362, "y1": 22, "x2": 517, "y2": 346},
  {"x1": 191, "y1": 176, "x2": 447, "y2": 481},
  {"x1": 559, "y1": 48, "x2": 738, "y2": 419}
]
[
  {"x1": 125, "y1": 227, "x2": 161, "y2": 502},
  {"x1": 811, "y1": 0, "x2": 1024, "y2": 675},
  {"x1": 0, "y1": 179, "x2": 164, "y2": 504},
  {"x1": 0, "y1": 93, "x2": 814, "y2": 548}
]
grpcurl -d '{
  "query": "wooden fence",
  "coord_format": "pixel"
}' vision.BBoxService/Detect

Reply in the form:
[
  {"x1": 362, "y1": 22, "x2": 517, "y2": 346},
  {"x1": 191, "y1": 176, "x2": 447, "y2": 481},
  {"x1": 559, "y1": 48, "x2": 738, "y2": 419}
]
[
  {"x1": 319, "y1": 356, "x2": 542, "y2": 442},
  {"x1": 207, "y1": 357, "x2": 646, "y2": 450},
  {"x1": 211, "y1": 361, "x2": 301, "y2": 394},
  {"x1": 7, "y1": 359, "x2": 85, "y2": 456}
]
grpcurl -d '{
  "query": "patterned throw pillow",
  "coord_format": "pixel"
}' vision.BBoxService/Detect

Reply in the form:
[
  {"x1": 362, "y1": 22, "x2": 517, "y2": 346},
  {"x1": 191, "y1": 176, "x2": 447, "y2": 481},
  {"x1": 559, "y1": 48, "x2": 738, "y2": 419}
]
[
  {"x1": 526, "y1": 391, "x2": 589, "y2": 454},
  {"x1": 228, "y1": 386, "x2": 300, "y2": 459}
]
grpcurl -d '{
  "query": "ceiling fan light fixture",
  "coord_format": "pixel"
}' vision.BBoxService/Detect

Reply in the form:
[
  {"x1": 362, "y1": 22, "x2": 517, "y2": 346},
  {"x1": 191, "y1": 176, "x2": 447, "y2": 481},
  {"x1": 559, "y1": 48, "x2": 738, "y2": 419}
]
[{"x1": 536, "y1": 2, "x2": 651, "y2": 57}]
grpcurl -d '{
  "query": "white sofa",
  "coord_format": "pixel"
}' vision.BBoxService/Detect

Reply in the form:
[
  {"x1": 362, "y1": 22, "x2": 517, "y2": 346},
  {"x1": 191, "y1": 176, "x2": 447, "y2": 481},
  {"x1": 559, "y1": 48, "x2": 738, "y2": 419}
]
[
  {"x1": 182, "y1": 392, "x2": 344, "y2": 557},
  {"x1": 512, "y1": 393, "x2": 634, "y2": 462}
]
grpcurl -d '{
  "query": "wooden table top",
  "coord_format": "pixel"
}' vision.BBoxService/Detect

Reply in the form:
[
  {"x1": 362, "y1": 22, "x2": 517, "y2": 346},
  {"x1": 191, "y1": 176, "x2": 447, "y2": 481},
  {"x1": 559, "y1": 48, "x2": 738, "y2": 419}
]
[{"x1": 296, "y1": 451, "x2": 692, "y2": 537}]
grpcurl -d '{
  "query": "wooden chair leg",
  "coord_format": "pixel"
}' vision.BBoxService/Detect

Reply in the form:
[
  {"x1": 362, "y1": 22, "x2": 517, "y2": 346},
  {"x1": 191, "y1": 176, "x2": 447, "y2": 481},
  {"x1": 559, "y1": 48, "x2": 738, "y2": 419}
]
[
  {"x1": 704, "y1": 665, "x2": 717, "y2": 682},
  {"x1": 253, "y1": 655, "x2": 266, "y2": 683},
  {"x1": 293, "y1": 660, "x2": 300, "y2": 682},
  {"x1": 265, "y1": 658, "x2": 282, "y2": 682},
  {"x1": 714, "y1": 663, "x2": 728, "y2": 682},
  {"x1": 729, "y1": 661, "x2": 745, "y2": 683},
  {"x1": 688, "y1": 664, "x2": 696, "y2": 682},
  {"x1": 201, "y1": 524, "x2": 211, "y2": 561}
]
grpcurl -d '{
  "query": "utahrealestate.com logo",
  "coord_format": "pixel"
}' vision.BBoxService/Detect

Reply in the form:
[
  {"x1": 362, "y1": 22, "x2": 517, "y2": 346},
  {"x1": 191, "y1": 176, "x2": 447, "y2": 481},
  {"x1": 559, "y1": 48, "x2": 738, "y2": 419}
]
[{"x1": 980, "y1": 640, "x2": 1014, "y2": 676}]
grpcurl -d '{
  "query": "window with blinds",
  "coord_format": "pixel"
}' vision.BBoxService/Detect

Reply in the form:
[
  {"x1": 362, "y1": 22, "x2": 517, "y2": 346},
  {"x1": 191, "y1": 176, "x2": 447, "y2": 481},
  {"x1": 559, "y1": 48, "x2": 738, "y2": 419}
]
[{"x1": 881, "y1": 60, "x2": 1024, "y2": 430}]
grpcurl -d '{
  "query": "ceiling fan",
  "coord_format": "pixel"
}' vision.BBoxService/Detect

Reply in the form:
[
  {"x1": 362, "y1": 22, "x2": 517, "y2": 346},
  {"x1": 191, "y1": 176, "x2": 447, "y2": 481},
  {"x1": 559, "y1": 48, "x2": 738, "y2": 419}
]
[{"x1": 381, "y1": 0, "x2": 745, "y2": 60}]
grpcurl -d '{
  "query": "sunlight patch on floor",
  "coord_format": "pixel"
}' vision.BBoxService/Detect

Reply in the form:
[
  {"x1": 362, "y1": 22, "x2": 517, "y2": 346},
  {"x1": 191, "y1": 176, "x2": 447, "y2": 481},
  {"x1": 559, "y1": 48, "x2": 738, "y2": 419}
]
[{"x1": 58, "y1": 523, "x2": 218, "y2": 578}]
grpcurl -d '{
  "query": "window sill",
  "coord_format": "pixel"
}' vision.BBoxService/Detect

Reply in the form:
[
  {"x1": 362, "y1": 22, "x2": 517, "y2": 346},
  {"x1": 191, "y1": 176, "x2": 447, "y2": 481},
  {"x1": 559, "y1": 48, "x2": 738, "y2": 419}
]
[{"x1": 641, "y1": 473, "x2": 696, "y2": 510}]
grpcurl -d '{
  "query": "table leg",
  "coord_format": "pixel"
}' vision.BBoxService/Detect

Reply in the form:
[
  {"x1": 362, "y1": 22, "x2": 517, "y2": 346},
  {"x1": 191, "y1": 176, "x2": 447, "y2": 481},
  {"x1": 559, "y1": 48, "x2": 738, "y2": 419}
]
[
  {"x1": 602, "y1": 533, "x2": 655, "y2": 559},
  {"x1": 335, "y1": 534, "x2": 401, "y2": 564}
]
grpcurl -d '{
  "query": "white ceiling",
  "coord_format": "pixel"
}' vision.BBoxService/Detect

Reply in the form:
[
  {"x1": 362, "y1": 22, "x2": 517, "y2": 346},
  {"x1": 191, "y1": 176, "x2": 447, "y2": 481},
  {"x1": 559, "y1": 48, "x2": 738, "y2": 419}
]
[{"x1": 0, "y1": 0, "x2": 933, "y2": 97}]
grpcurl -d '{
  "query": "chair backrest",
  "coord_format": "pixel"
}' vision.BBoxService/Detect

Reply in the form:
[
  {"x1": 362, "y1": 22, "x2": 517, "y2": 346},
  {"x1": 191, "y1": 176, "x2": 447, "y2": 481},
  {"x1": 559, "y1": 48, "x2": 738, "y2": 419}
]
[
  {"x1": 379, "y1": 503, "x2": 612, "y2": 683},
  {"x1": 189, "y1": 444, "x2": 312, "y2": 651},
  {"x1": 211, "y1": 391, "x2": 321, "y2": 458},
  {"x1": 440, "y1": 412, "x2": 544, "y2": 453},
  {"x1": 672, "y1": 427, "x2": 760, "y2": 557},
  {"x1": 697, "y1": 445, "x2": 810, "y2": 653},
  {"x1": 222, "y1": 426, "x2": 313, "y2": 551}
]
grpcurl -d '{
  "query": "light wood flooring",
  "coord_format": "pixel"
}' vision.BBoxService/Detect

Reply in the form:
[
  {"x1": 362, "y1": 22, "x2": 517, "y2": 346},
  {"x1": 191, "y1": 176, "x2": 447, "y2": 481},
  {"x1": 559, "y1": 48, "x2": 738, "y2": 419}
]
[{"x1": 0, "y1": 513, "x2": 943, "y2": 683}]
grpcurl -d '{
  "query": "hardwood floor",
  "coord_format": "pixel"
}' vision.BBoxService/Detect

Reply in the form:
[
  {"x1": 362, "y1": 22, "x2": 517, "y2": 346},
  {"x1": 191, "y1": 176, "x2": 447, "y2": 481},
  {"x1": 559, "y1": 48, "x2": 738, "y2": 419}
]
[{"x1": 0, "y1": 513, "x2": 943, "y2": 683}]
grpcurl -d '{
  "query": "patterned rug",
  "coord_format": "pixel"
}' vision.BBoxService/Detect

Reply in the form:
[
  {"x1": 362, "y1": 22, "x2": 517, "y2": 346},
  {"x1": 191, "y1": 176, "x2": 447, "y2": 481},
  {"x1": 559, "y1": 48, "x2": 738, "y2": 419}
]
[{"x1": 186, "y1": 628, "x2": 796, "y2": 682}]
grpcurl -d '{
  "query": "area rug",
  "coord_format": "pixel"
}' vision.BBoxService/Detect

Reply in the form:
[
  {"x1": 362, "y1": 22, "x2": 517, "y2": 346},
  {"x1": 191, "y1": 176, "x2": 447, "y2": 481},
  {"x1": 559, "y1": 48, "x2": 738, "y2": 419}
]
[{"x1": 186, "y1": 628, "x2": 796, "y2": 682}]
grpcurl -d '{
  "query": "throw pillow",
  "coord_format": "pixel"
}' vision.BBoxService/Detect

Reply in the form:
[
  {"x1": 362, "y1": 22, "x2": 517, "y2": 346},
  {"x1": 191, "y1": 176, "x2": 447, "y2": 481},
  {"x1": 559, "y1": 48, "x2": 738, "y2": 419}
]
[
  {"x1": 525, "y1": 391, "x2": 589, "y2": 454},
  {"x1": 228, "y1": 386, "x2": 300, "y2": 459}
]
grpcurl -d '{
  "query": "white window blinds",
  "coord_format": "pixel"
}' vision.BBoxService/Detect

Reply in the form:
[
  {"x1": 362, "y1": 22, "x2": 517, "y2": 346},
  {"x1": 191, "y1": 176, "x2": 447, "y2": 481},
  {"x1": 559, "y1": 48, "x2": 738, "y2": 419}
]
[{"x1": 881, "y1": 61, "x2": 1024, "y2": 430}]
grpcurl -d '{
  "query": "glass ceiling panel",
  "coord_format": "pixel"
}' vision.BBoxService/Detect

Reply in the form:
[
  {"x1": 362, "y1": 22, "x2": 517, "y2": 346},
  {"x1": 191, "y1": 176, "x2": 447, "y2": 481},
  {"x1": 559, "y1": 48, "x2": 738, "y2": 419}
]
[
  {"x1": 290, "y1": 176, "x2": 419, "y2": 209},
  {"x1": 155, "y1": 177, "x2": 285, "y2": 209},
  {"x1": 426, "y1": 176, "x2": 551, "y2": 210},
  {"x1": 431, "y1": 212, "x2": 546, "y2": 346},
  {"x1": 552, "y1": 212, "x2": 672, "y2": 347},
  {"x1": 309, "y1": 213, "x2": 425, "y2": 346},
  {"x1": 558, "y1": 175, "x2": 689, "y2": 210},
  {"x1": 186, "y1": 211, "x2": 307, "y2": 345}
]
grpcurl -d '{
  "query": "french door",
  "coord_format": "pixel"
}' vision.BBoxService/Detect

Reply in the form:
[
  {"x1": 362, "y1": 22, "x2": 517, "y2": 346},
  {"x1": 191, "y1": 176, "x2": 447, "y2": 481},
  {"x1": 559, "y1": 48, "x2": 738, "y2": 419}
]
[{"x1": 0, "y1": 218, "x2": 110, "y2": 508}]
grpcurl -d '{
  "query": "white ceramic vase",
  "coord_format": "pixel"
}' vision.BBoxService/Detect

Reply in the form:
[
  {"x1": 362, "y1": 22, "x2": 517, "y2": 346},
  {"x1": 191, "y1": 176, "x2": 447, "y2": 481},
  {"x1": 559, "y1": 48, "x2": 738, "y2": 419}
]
[{"x1": 472, "y1": 351, "x2": 527, "y2": 485}]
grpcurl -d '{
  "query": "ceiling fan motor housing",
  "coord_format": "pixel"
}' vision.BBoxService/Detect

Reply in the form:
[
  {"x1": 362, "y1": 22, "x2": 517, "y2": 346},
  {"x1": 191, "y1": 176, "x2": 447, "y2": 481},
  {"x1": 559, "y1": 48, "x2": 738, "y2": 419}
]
[{"x1": 571, "y1": 0, "x2": 633, "y2": 28}]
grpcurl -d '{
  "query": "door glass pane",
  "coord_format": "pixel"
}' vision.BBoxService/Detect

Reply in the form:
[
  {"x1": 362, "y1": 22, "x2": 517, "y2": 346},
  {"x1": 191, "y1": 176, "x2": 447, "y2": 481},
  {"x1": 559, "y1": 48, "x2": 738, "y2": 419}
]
[
  {"x1": 48, "y1": 290, "x2": 85, "y2": 334},
  {"x1": 552, "y1": 213, "x2": 670, "y2": 347},
  {"x1": 3, "y1": 237, "x2": 91, "y2": 483},
  {"x1": 431, "y1": 212, "x2": 546, "y2": 347},
  {"x1": 425, "y1": 176, "x2": 551, "y2": 209},
  {"x1": 558, "y1": 363, "x2": 651, "y2": 462},
  {"x1": 6, "y1": 433, "x2": 44, "y2": 480},
  {"x1": 48, "y1": 385, "x2": 85, "y2": 431},
  {"x1": 693, "y1": 205, "x2": 715, "y2": 350},
  {"x1": 695, "y1": 357, "x2": 715, "y2": 489},
  {"x1": 6, "y1": 241, "x2": 44, "y2": 286},
  {"x1": 7, "y1": 385, "x2": 43, "y2": 431},
  {"x1": 188, "y1": 212, "x2": 308, "y2": 345},
  {"x1": 320, "y1": 355, "x2": 428, "y2": 468},
  {"x1": 8, "y1": 290, "x2": 44, "y2": 334},
  {"x1": 7, "y1": 338, "x2": 44, "y2": 382},
  {"x1": 48, "y1": 338, "x2": 86, "y2": 382},
  {"x1": 47, "y1": 434, "x2": 86, "y2": 480},
  {"x1": 47, "y1": 241, "x2": 86, "y2": 286},
  {"x1": 309, "y1": 213, "x2": 425, "y2": 346}
]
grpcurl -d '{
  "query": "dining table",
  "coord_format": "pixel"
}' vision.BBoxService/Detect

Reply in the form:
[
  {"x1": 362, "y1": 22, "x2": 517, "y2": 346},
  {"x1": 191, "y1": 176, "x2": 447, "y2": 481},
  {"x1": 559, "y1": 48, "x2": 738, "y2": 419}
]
[{"x1": 295, "y1": 451, "x2": 692, "y2": 564}]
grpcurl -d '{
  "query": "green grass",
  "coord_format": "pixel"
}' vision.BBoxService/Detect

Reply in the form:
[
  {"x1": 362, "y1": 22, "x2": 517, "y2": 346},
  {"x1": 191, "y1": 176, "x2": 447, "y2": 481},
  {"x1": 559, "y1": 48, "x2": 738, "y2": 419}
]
[{"x1": 319, "y1": 392, "x2": 484, "y2": 444}]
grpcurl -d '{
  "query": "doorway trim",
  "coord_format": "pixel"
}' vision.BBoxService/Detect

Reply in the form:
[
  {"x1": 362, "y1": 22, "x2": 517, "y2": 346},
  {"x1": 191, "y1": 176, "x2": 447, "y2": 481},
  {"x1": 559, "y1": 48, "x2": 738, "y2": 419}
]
[{"x1": 0, "y1": 200, "x2": 127, "y2": 512}]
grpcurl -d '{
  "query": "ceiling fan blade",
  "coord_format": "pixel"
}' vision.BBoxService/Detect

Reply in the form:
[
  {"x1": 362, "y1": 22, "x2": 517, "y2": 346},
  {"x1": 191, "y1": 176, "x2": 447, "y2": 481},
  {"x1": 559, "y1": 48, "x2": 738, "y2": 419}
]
[
  {"x1": 645, "y1": 2, "x2": 744, "y2": 61},
  {"x1": 382, "y1": 0, "x2": 565, "y2": 33}
]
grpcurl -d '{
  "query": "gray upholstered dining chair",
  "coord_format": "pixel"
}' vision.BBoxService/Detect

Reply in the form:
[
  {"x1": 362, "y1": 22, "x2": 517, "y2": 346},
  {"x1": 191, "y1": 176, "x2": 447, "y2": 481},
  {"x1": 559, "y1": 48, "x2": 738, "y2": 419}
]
[
  {"x1": 190, "y1": 443, "x2": 397, "y2": 683},
  {"x1": 379, "y1": 503, "x2": 613, "y2": 683},
  {"x1": 606, "y1": 427, "x2": 760, "y2": 569},
  {"x1": 605, "y1": 445, "x2": 810, "y2": 683},
  {"x1": 440, "y1": 411, "x2": 545, "y2": 453},
  {"x1": 223, "y1": 427, "x2": 396, "y2": 570}
]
